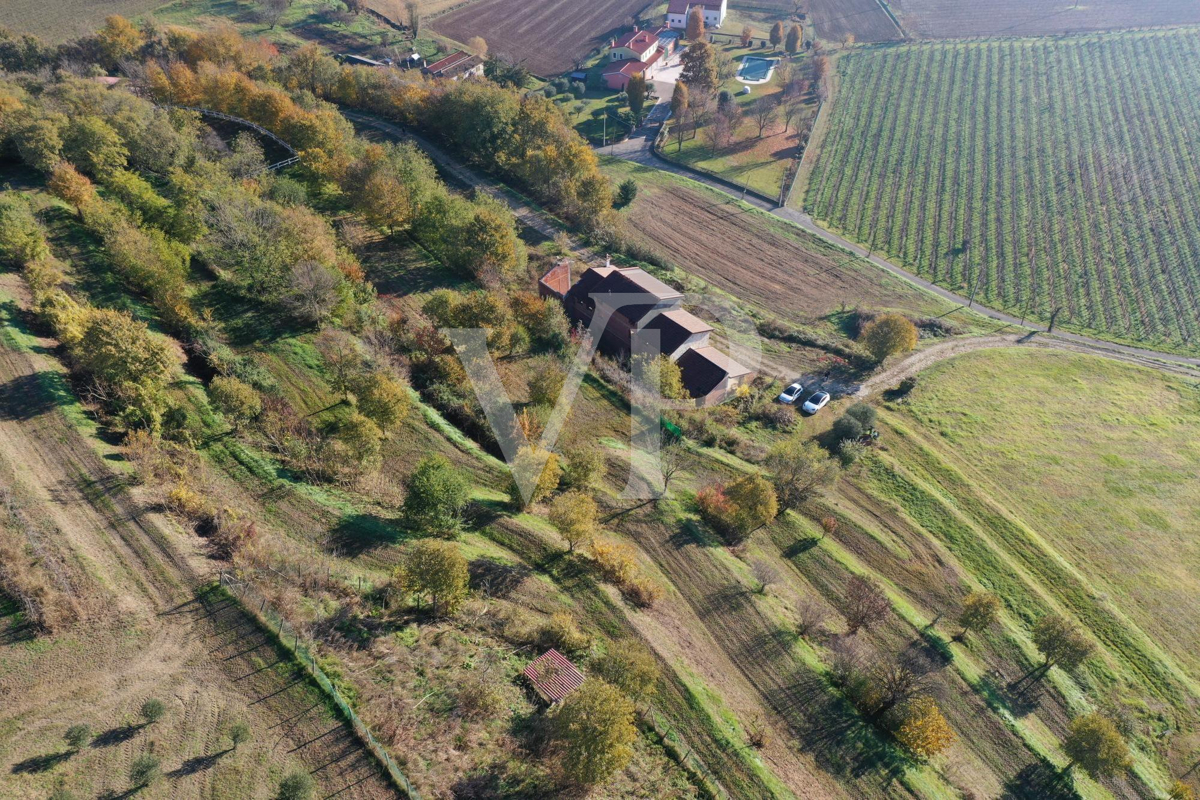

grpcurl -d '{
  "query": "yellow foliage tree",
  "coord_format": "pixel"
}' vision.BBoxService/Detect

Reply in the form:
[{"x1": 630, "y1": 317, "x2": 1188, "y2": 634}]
[
  {"x1": 859, "y1": 313, "x2": 918, "y2": 363},
  {"x1": 548, "y1": 490, "x2": 599, "y2": 552},
  {"x1": 97, "y1": 15, "x2": 145, "y2": 65},
  {"x1": 892, "y1": 696, "x2": 955, "y2": 759},
  {"x1": 508, "y1": 445, "x2": 560, "y2": 508}
]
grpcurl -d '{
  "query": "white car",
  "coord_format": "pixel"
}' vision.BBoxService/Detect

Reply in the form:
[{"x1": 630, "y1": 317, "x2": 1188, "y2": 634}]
[
  {"x1": 801, "y1": 391, "x2": 831, "y2": 414},
  {"x1": 778, "y1": 382, "x2": 804, "y2": 404}
]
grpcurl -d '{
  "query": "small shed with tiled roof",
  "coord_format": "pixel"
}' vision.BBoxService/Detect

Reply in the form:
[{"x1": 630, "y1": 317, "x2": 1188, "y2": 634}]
[{"x1": 522, "y1": 649, "x2": 585, "y2": 704}]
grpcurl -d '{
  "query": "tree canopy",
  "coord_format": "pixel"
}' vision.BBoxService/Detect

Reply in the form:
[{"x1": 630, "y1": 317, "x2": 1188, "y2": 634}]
[
  {"x1": 552, "y1": 679, "x2": 638, "y2": 785},
  {"x1": 394, "y1": 539, "x2": 470, "y2": 616}
]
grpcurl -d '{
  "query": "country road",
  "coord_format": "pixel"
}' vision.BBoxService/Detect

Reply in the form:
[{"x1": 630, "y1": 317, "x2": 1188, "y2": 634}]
[{"x1": 344, "y1": 109, "x2": 1200, "y2": 379}]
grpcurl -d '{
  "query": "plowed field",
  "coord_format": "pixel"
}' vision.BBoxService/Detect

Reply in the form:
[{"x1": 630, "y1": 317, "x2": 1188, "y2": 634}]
[{"x1": 890, "y1": 0, "x2": 1200, "y2": 38}]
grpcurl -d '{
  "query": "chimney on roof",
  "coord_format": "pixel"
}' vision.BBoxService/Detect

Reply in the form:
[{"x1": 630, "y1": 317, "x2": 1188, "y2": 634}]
[
  {"x1": 605, "y1": 254, "x2": 612, "y2": 267},
  {"x1": 633, "y1": 24, "x2": 639, "y2": 32}
]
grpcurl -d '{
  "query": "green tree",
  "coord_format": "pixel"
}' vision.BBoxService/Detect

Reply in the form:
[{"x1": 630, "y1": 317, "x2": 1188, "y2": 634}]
[
  {"x1": 769, "y1": 21, "x2": 785, "y2": 51},
  {"x1": 352, "y1": 370, "x2": 410, "y2": 432},
  {"x1": 616, "y1": 178, "x2": 638, "y2": 208},
  {"x1": 724, "y1": 474, "x2": 778, "y2": 537},
  {"x1": 10, "y1": 113, "x2": 65, "y2": 172},
  {"x1": 64, "y1": 723, "x2": 92, "y2": 751},
  {"x1": 785, "y1": 24, "x2": 802, "y2": 55},
  {"x1": 679, "y1": 41, "x2": 719, "y2": 96},
  {"x1": 957, "y1": 591, "x2": 1001, "y2": 639},
  {"x1": 528, "y1": 359, "x2": 567, "y2": 406},
  {"x1": 765, "y1": 435, "x2": 840, "y2": 509},
  {"x1": 0, "y1": 194, "x2": 49, "y2": 266},
  {"x1": 1168, "y1": 781, "x2": 1196, "y2": 800},
  {"x1": 627, "y1": 73, "x2": 647, "y2": 121},
  {"x1": 633, "y1": 354, "x2": 685, "y2": 400},
  {"x1": 62, "y1": 117, "x2": 128, "y2": 179},
  {"x1": 393, "y1": 539, "x2": 470, "y2": 616},
  {"x1": 562, "y1": 444, "x2": 604, "y2": 492},
  {"x1": 548, "y1": 490, "x2": 599, "y2": 552},
  {"x1": 859, "y1": 313, "x2": 918, "y2": 363},
  {"x1": 1033, "y1": 615, "x2": 1094, "y2": 671},
  {"x1": 277, "y1": 770, "x2": 315, "y2": 800},
  {"x1": 335, "y1": 412, "x2": 382, "y2": 468},
  {"x1": 552, "y1": 679, "x2": 638, "y2": 785},
  {"x1": 402, "y1": 456, "x2": 470, "y2": 538},
  {"x1": 208, "y1": 376, "x2": 261, "y2": 430},
  {"x1": 1062, "y1": 714, "x2": 1131, "y2": 779},
  {"x1": 129, "y1": 753, "x2": 161, "y2": 788},
  {"x1": 593, "y1": 640, "x2": 660, "y2": 702},
  {"x1": 140, "y1": 698, "x2": 165, "y2": 725},
  {"x1": 229, "y1": 720, "x2": 251, "y2": 749},
  {"x1": 70, "y1": 309, "x2": 175, "y2": 427}
]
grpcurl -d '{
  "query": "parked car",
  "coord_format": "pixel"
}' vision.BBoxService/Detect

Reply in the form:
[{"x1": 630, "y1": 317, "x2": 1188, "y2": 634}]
[
  {"x1": 801, "y1": 391, "x2": 831, "y2": 414},
  {"x1": 778, "y1": 382, "x2": 804, "y2": 404}
]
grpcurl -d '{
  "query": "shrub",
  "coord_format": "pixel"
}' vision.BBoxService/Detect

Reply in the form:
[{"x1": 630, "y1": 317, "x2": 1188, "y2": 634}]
[
  {"x1": 166, "y1": 482, "x2": 213, "y2": 523},
  {"x1": 528, "y1": 359, "x2": 567, "y2": 407},
  {"x1": 457, "y1": 675, "x2": 506, "y2": 719},
  {"x1": 615, "y1": 179, "x2": 638, "y2": 208},
  {"x1": 593, "y1": 640, "x2": 660, "y2": 701},
  {"x1": 843, "y1": 402, "x2": 877, "y2": 428},
  {"x1": 277, "y1": 770, "x2": 315, "y2": 800},
  {"x1": 622, "y1": 577, "x2": 663, "y2": 608},
  {"x1": 507, "y1": 446, "x2": 560, "y2": 509},
  {"x1": 401, "y1": 455, "x2": 470, "y2": 538},
  {"x1": 229, "y1": 720, "x2": 251, "y2": 748},
  {"x1": 831, "y1": 414, "x2": 864, "y2": 443},
  {"x1": 837, "y1": 438, "x2": 867, "y2": 466},
  {"x1": 562, "y1": 445, "x2": 605, "y2": 491},
  {"x1": 536, "y1": 611, "x2": 590, "y2": 652},
  {"x1": 591, "y1": 538, "x2": 637, "y2": 585},
  {"x1": 140, "y1": 698, "x2": 165, "y2": 725},
  {"x1": 64, "y1": 723, "x2": 92, "y2": 750},
  {"x1": 894, "y1": 375, "x2": 918, "y2": 397},
  {"x1": 755, "y1": 402, "x2": 796, "y2": 430},
  {"x1": 129, "y1": 753, "x2": 161, "y2": 788},
  {"x1": 208, "y1": 375, "x2": 261, "y2": 429}
]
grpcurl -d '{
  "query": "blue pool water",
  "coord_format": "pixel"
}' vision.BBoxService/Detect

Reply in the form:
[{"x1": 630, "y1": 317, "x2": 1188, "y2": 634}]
[{"x1": 738, "y1": 56, "x2": 778, "y2": 82}]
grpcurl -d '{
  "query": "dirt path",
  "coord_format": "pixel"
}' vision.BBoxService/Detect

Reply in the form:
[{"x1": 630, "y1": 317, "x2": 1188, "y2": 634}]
[
  {"x1": 855, "y1": 331, "x2": 1200, "y2": 398},
  {"x1": 0, "y1": 275, "x2": 396, "y2": 799}
]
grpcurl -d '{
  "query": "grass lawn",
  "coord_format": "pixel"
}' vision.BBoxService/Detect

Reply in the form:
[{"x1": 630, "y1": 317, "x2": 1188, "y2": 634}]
[
  {"x1": 660, "y1": 46, "x2": 813, "y2": 200},
  {"x1": 154, "y1": 0, "x2": 444, "y2": 59}
]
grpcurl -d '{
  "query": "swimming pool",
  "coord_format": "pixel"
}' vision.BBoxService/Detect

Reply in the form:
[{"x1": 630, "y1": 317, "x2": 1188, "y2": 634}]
[{"x1": 737, "y1": 55, "x2": 778, "y2": 84}]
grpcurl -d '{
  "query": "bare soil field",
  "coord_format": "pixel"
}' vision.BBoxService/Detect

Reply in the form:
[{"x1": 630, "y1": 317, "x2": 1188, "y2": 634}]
[
  {"x1": 430, "y1": 0, "x2": 655, "y2": 76},
  {"x1": 889, "y1": 0, "x2": 1200, "y2": 38},
  {"x1": 611, "y1": 164, "x2": 958, "y2": 324},
  {"x1": 0, "y1": 274, "x2": 394, "y2": 799},
  {"x1": 806, "y1": 0, "x2": 902, "y2": 43}
]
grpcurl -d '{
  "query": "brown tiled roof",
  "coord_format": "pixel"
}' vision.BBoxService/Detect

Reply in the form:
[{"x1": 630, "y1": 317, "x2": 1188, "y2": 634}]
[
  {"x1": 677, "y1": 346, "x2": 750, "y2": 398},
  {"x1": 523, "y1": 649, "x2": 585, "y2": 703},
  {"x1": 539, "y1": 260, "x2": 571, "y2": 296},
  {"x1": 613, "y1": 28, "x2": 660, "y2": 55},
  {"x1": 590, "y1": 269, "x2": 681, "y2": 325},
  {"x1": 425, "y1": 51, "x2": 482, "y2": 77},
  {"x1": 603, "y1": 49, "x2": 665, "y2": 77},
  {"x1": 644, "y1": 309, "x2": 711, "y2": 356}
]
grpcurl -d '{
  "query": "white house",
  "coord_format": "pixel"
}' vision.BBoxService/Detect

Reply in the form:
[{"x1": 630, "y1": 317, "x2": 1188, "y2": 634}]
[{"x1": 666, "y1": 0, "x2": 728, "y2": 30}]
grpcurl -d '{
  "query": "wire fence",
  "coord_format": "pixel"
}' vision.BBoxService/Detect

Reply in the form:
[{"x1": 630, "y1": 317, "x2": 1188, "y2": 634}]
[
  {"x1": 217, "y1": 570, "x2": 422, "y2": 800},
  {"x1": 642, "y1": 705, "x2": 731, "y2": 800}
]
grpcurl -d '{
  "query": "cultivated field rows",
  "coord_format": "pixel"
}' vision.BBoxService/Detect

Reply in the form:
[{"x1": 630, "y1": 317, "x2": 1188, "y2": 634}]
[
  {"x1": 890, "y1": 0, "x2": 1200, "y2": 39},
  {"x1": 807, "y1": 31, "x2": 1200, "y2": 353}
]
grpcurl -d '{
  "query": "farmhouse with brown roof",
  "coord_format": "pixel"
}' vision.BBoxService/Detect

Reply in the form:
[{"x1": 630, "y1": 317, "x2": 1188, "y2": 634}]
[
  {"x1": 522, "y1": 649, "x2": 585, "y2": 704},
  {"x1": 539, "y1": 259, "x2": 752, "y2": 406},
  {"x1": 603, "y1": 26, "x2": 676, "y2": 91},
  {"x1": 423, "y1": 50, "x2": 484, "y2": 80}
]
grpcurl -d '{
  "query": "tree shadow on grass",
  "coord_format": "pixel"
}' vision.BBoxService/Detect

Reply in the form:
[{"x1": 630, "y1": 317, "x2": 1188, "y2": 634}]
[
  {"x1": 468, "y1": 558, "x2": 532, "y2": 599},
  {"x1": 169, "y1": 749, "x2": 232, "y2": 777},
  {"x1": 92, "y1": 723, "x2": 144, "y2": 748},
  {"x1": 1000, "y1": 761, "x2": 1079, "y2": 800},
  {"x1": 10, "y1": 750, "x2": 71, "y2": 774},
  {"x1": 778, "y1": 670, "x2": 909, "y2": 784},
  {"x1": 0, "y1": 371, "x2": 72, "y2": 421},
  {"x1": 326, "y1": 511, "x2": 409, "y2": 557}
]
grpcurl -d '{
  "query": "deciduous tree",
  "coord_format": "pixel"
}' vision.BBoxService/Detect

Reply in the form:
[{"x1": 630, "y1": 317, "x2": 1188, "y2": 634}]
[
  {"x1": 889, "y1": 696, "x2": 955, "y2": 759},
  {"x1": 562, "y1": 444, "x2": 604, "y2": 492},
  {"x1": 1062, "y1": 713, "x2": 1131, "y2": 779},
  {"x1": 548, "y1": 490, "x2": 599, "y2": 552},
  {"x1": 594, "y1": 640, "x2": 660, "y2": 702},
  {"x1": 352, "y1": 370, "x2": 410, "y2": 432},
  {"x1": 97, "y1": 15, "x2": 145, "y2": 65},
  {"x1": 785, "y1": 24, "x2": 802, "y2": 55},
  {"x1": 208, "y1": 376, "x2": 262, "y2": 430},
  {"x1": 752, "y1": 96, "x2": 779, "y2": 137},
  {"x1": 48, "y1": 161, "x2": 96, "y2": 215},
  {"x1": 393, "y1": 539, "x2": 470, "y2": 616},
  {"x1": 724, "y1": 473, "x2": 778, "y2": 537},
  {"x1": 957, "y1": 591, "x2": 1001, "y2": 639},
  {"x1": 839, "y1": 575, "x2": 890, "y2": 634},
  {"x1": 741, "y1": 25, "x2": 754, "y2": 47},
  {"x1": 1033, "y1": 614, "x2": 1094, "y2": 671},
  {"x1": 670, "y1": 80, "x2": 689, "y2": 118},
  {"x1": 679, "y1": 40, "x2": 719, "y2": 96},
  {"x1": 686, "y1": 7, "x2": 706, "y2": 41},
  {"x1": 402, "y1": 455, "x2": 470, "y2": 538},
  {"x1": 859, "y1": 313, "x2": 918, "y2": 362},
  {"x1": 769, "y1": 21, "x2": 785, "y2": 51},
  {"x1": 627, "y1": 72, "x2": 647, "y2": 121},
  {"x1": 765, "y1": 435, "x2": 840, "y2": 509},
  {"x1": 508, "y1": 445, "x2": 560, "y2": 508},
  {"x1": 552, "y1": 679, "x2": 638, "y2": 785}
]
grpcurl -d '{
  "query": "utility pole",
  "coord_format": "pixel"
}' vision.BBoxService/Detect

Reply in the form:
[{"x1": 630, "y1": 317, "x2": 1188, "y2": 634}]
[{"x1": 967, "y1": 263, "x2": 986, "y2": 309}]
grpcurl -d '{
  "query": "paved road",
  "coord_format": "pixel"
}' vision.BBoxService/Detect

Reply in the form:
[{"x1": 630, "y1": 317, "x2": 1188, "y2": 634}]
[{"x1": 602, "y1": 125, "x2": 1200, "y2": 372}]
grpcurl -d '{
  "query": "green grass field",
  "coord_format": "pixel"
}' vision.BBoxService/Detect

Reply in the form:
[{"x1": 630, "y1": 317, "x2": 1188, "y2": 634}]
[
  {"x1": 806, "y1": 30, "x2": 1200, "y2": 355},
  {"x1": 832, "y1": 347, "x2": 1200, "y2": 795}
]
